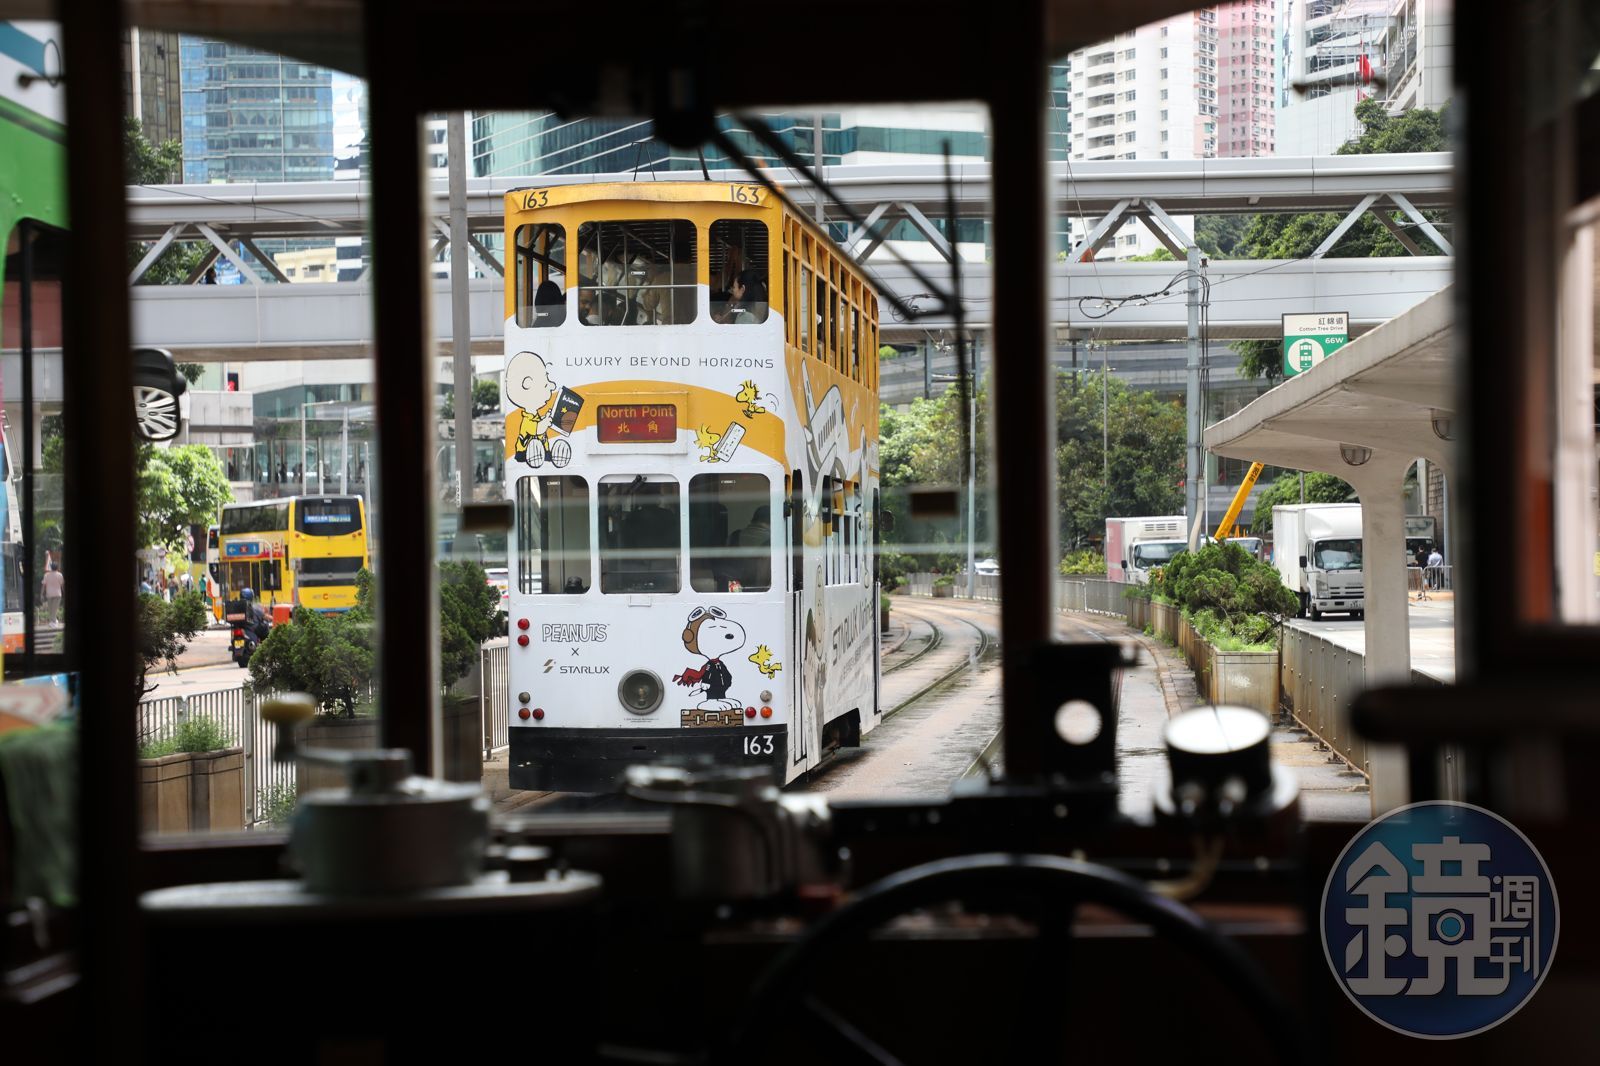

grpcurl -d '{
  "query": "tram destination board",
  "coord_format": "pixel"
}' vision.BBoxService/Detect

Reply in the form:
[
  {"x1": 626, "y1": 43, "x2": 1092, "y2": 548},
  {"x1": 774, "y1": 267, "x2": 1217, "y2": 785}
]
[{"x1": 597, "y1": 403, "x2": 678, "y2": 443}]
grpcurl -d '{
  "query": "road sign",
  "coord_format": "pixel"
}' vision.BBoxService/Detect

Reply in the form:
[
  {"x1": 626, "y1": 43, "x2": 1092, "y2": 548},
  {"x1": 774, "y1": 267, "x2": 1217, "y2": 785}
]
[{"x1": 1282, "y1": 311, "x2": 1349, "y2": 377}]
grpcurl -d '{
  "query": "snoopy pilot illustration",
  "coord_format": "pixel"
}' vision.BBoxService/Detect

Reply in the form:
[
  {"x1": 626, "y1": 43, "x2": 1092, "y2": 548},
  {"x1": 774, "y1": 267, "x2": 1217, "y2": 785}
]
[
  {"x1": 673, "y1": 606, "x2": 746, "y2": 710},
  {"x1": 506, "y1": 349, "x2": 578, "y2": 467}
]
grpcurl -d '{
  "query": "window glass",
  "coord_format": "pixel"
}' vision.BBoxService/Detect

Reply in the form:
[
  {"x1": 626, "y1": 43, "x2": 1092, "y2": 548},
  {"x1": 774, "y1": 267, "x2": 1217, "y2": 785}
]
[
  {"x1": 599, "y1": 474, "x2": 680, "y2": 593},
  {"x1": 221, "y1": 500, "x2": 290, "y2": 534},
  {"x1": 516, "y1": 475, "x2": 590, "y2": 594},
  {"x1": 514, "y1": 222, "x2": 567, "y2": 327},
  {"x1": 576, "y1": 219, "x2": 696, "y2": 326},
  {"x1": 710, "y1": 220, "x2": 769, "y2": 325},
  {"x1": 690, "y1": 473, "x2": 771, "y2": 592},
  {"x1": 797, "y1": 264, "x2": 811, "y2": 353},
  {"x1": 1313, "y1": 538, "x2": 1363, "y2": 572},
  {"x1": 294, "y1": 496, "x2": 362, "y2": 535},
  {"x1": 296, "y1": 555, "x2": 365, "y2": 587}
]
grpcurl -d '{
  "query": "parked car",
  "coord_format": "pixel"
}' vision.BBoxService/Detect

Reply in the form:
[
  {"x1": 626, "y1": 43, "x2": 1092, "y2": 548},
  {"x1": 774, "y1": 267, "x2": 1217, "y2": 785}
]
[{"x1": 973, "y1": 558, "x2": 999, "y2": 577}]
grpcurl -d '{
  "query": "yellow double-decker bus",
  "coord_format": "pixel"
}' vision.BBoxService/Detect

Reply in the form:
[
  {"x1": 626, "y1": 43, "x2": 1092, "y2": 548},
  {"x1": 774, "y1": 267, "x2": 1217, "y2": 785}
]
[{"x1": 215, "y1": 495, "x2": 370, "y2": 619}]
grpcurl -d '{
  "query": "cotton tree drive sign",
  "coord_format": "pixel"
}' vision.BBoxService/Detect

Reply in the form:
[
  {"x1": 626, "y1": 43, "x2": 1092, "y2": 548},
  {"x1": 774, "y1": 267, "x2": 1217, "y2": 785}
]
[{"x1": 1283, "y1": 312, "x2": 1349, "y2": 377}]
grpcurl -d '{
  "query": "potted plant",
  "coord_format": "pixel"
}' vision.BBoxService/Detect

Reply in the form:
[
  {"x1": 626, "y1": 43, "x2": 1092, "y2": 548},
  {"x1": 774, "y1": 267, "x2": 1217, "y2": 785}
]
[
  {"x1": 932, "y1": 574, "x2": 956, "y2": 598},
  {"x1": 880, "y1": 591, "x2": 892, "y2": 631},
  {"x1": 138, "y1": 716, "x2": 245, "y2": 833}
]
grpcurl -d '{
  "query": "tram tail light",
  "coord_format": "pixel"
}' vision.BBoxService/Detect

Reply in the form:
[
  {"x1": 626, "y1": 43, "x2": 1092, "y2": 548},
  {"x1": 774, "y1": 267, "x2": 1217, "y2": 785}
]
[
  {"x1": 532, "y1": 708, "x2": 545, "y2": 721},
  {"x1": 517, "y1": 617, "x2": 530, "y2": 630},
  {"x1": 760, "y1": 706, "x2": 773, "y2": 718},
  {"x1": 517, "y1": 634, "x2": 530, "y2": 647},
  {"x1": 745, "y1": 707, "x2": 756, "y2": 719},
  {"x1": 518, "y1": 708, "x2": 530, "y2": 721}
]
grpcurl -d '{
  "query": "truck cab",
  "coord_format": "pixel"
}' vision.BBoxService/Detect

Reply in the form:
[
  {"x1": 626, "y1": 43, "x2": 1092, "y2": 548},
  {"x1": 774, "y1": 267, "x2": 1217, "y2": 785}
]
[{"x1": 1272, "y1": 503, "x2": 1364, "y2": 620}]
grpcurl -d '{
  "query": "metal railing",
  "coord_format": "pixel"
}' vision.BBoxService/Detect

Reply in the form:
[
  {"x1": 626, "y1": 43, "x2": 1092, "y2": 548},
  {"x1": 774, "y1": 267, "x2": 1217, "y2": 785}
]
[
  {"x1": 481, "y1": 641, "x2": 509, "y2": 758},
  {"x1": 1279, "y1": 625, "x2": 1368, "y2": 776},
  {"x1": 1407, "y1": 565, "x2": 1453, "y2": 598}
]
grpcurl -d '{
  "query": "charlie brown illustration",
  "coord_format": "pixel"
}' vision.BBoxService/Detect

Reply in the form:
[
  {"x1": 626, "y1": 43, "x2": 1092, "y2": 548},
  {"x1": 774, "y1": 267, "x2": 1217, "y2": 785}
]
[
  {"x1": 505, "y1": 350, "x2": 581, "y2": 467},
  {"x1": 673, "y1": 606, "x2": 746, "y2": 710}
]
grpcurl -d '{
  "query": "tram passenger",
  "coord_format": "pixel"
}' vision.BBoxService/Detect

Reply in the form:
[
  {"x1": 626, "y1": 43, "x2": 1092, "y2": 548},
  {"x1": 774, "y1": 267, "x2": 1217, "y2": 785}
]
[
  {"x1": 726, "y1": 505, "x2": 771, "y2": 591},
  {"x1": 532, "y1": 279, "x2": 565, "y2": 327},
  {"x1": 712, "y1": 269, "x2": 768, "y2": 325}
]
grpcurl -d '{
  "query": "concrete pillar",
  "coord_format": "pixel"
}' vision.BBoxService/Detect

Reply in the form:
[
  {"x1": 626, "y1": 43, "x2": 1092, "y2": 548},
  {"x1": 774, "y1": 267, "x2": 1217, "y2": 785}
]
[{"x1": 1345, "y1": 455, "x2": 1415, "y2": 814}]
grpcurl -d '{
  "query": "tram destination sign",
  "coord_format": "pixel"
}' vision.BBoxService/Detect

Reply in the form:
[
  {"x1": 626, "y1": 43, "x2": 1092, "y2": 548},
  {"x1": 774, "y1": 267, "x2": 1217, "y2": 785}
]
[
  {"x1": 1282, "y1": 311, "x2": 1349, "y2": 377},
  {"x1": 597, "y1": 403, "x2": 678, "y2": 443}
]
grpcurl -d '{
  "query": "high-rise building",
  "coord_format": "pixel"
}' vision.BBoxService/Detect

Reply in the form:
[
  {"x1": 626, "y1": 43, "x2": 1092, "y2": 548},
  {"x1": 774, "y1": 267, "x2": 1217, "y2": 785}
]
[
  {"x1": 123, "y1": 27, "x2": 183, "y2": 148},
  {"x1": 1215, "y1": 0, "x2": 1276, "y2": 156},
  {"x1": 1274, "y1": 0, "x2": 1450, "y2": 157},
  {"x1": 178, "y1": 38, "x2": 335, "y2": 184},
  {"x1": 1067, "y1": 13, "x2": 1218, "y2": 167}
]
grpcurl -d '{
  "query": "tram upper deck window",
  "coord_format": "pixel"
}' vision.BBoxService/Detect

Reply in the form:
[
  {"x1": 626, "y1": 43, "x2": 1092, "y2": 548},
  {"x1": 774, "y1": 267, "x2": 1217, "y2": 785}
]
[
  {"x1": 577, "y1": 220, "x2": 696, "y2": 326},
  {"x1": 690, "y1": 473, "x2": 771, "y2": 592},
  {"x1": 516, "y1": 475, "x2": 591, "y2": 594},
  {"x1": 710, "y1": 220, "x2": 769, "y2": 325},
  {"x1": 600, "y1": 475, "x2": 681, "y2": 593},
  {"x1": 514, "y1": 223, "x2": 567, "y2": 328}
]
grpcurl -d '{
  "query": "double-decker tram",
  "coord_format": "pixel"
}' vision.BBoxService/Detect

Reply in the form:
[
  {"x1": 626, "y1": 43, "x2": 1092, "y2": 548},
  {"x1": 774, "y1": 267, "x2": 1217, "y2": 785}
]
[
  {"x1": 215, "y1": 495, "x2": 370, "y2": 617},
  {"x1": 504, "y1": 182, "x2": 882, "y2": 790}
]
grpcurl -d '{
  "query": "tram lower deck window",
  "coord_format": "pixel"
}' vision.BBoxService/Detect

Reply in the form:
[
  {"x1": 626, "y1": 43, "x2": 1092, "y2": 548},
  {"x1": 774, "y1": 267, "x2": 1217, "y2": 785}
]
[
  {"x1": 690, "y1": 473, "x2": 771, "y2": 592},
  {"x1": 600, "y1": 475, "x2": 681, "y2": 593},
  {"x1": 516, "y1": 475, "x2": 591, "y2": 594}
]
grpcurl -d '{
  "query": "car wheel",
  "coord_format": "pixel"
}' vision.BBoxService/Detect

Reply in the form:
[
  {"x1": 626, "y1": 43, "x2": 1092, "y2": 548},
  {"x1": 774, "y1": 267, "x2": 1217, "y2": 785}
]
[
  {"x1": 1308, "y1": 603, "x2": 1322, "y2": 621},
  {"x1": 132, "y1": 347, "x2": 187, "y2": 442}
]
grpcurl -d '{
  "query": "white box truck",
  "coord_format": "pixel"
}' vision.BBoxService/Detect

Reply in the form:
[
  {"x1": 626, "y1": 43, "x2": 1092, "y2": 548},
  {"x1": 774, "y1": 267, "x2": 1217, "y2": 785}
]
[
  {"x1": 1272, "y1": 503, "x2": 1364, "y2": 619},
  {"x1": 1105, "y1": 515, "x2": 1188, "y2": 584}
]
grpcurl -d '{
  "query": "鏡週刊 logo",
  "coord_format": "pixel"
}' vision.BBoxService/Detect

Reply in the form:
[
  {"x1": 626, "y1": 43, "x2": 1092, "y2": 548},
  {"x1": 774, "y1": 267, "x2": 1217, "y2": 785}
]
[{"x1": 1321, "y1": 801, "x2": 1559, "y2": 1039}]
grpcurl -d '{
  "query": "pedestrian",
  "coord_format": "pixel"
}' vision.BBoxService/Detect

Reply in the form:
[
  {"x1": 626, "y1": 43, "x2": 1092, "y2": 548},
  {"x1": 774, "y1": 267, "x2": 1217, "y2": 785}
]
[
  {"x1": 157, "y1": 568, "x2": 169, "y2": 602},
  {"x1": 40, "y1": 563, "x2": 64, "y2": 626},
  {"x1": 1426, "y1": 546, "x2": 1444, "y2": 590}
]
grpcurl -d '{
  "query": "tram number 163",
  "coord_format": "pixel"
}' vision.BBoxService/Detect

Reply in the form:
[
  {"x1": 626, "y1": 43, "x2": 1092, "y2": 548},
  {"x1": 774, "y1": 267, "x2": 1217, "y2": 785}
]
[{"x1": 743, "y1": 734, "x2": 775, "y2": 756}]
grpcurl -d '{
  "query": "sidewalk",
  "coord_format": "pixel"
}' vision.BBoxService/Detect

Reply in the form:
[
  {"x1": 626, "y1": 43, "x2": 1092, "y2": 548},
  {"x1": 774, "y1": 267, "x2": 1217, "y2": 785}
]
[{"x1": 1063, "y1": 610, "x2": 1371, "y2": 821}]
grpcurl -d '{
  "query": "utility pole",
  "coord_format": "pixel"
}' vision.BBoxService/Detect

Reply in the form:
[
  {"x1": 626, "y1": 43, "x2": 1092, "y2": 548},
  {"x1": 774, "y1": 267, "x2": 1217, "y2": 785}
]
[
  {"x1": 1184, "y1": 244, "x2": 1202, "y2": 547},
  {"x1": 340, "y1": 407, "x2": 349, "y2": 495},
  {"x1": 967, "y1": 338, "x2": 979, "y2": 599},
  {"x1": 813, "y1": 113, "x2": 826, "y2": 225},
  {"x1": 1101, "y1": 343, "x2": 1109, "y2": 484},
  {"x1": 448, "y1": 112, "x2": 473, "y2": 511}
]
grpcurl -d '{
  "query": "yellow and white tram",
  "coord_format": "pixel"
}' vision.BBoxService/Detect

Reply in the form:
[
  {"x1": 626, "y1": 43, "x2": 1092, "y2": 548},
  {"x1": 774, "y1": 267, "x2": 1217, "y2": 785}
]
[{"x1": 503, "y1": 181, "x2": 882, "y2": 791}]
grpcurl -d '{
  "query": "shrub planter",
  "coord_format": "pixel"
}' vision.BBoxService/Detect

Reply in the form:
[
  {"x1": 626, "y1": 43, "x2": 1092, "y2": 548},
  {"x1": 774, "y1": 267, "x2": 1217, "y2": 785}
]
[
  {"x1": 139, "y1": 746, "x2": 246, "y2": 833},
  {"x1": 1150, "y1": 601, "x2": 1180, "y2": 643},
  {"x1": 442, "y1": 694, "x2": 483, "y2": 784},
  {"x1": 1172, "y1": 614, "x2": 1281, "y2": 718},
  {"x1": 140, "y1": 752, "x2": 193, "y2": 834},
  {"x1": 1207, "y1": 649, "x2": 1281, "y2": 717},
  {"x1": 932, "y1": 584, "x2": 955, "y2": 599},
  {"x1": 881, "y1": 605, "x2": 891, "y2": 631},
  {"x1": 188, "y1": 747, "x2": 245, "y2": 831},
  {"x1": 1126, "y1": 596, "x2": 1150, "y2": 632},
  {"x1": 298, "y1": 715, "x2": 379, "y2": 794}
]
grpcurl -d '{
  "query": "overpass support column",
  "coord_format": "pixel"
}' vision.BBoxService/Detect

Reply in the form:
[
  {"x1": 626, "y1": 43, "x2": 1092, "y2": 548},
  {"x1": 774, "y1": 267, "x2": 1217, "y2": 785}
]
[{"x1": 1346, "y1": 455, "x2": 1414, "y2": 814}]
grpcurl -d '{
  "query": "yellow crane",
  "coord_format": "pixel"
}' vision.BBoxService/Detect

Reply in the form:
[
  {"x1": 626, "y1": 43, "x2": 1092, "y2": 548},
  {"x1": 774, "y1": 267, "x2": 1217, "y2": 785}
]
[{"x1": 1214, "y1": 462, "x2": 1264, "y2": 541}]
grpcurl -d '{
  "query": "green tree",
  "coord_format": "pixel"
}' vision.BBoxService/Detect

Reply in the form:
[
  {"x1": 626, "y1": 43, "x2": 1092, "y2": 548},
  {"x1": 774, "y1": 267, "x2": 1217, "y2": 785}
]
[
  {"x1": 1249, "y1": 472, "x2": 1356, "y2": 535},
  {"x1": 249, "y1": 571, "x2": 377, "y2": 715},
  {"x1": 125, "y1": 116, "x2": 208, "y2": 285},
  {"x1": 438, "y1": 560, "x2": 499, "y2": 687},
  {"x1": 1055, "y1": 370, "x2": 1185, "y2": 551},
  {"x1": 137, "y1": 590, "x2": 209, "y2": 702},
  {"x1": 136, "y1": 444, "x2": 235, "y2": 553}
]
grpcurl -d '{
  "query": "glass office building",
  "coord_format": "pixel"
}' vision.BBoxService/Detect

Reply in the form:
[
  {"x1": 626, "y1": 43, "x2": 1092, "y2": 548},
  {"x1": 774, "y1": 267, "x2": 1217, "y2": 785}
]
[{"x1": 179, "y1": 38, "x2": 336, "y2": 184}]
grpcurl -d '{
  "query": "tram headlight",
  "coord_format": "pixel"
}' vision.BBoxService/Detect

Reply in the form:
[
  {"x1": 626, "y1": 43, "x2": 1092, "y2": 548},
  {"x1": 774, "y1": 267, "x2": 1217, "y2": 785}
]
[{"x1": 619, "y1": 670, "x2": 664, "y2": 715}]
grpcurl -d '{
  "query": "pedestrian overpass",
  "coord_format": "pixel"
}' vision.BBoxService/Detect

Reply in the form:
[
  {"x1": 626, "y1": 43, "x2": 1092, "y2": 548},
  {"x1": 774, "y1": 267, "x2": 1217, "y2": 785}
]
[{"x1": 127, "y1": 155, "x2": 1454, "y2": 358}]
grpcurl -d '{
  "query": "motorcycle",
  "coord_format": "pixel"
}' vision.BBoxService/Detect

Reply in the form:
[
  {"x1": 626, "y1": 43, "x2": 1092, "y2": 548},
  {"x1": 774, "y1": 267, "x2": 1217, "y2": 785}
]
[{"x1": 231, "y1": 615, "x2": 270, "y2": 668}]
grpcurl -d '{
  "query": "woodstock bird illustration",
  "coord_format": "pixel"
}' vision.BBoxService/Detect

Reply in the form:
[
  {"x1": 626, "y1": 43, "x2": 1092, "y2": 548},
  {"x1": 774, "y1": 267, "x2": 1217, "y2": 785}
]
[
  {"x1": 736, "y1": 380, "x2": 774, "y2": 419},
  {"x1": 748, "y1": 644, "x2": 783, "y2": 679},
  {"x1": 695, "y1": 424, "x2": 723, "y2": 462}
]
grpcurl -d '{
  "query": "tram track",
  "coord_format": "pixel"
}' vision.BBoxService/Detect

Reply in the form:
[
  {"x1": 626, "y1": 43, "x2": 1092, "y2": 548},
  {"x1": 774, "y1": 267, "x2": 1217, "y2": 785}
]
[
  {"x1": 881, "y1": 610, "x2": 942, "y2": 677},
  {"x1": 876, "y1": 602, "x2": 995, "y2": 721}
]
